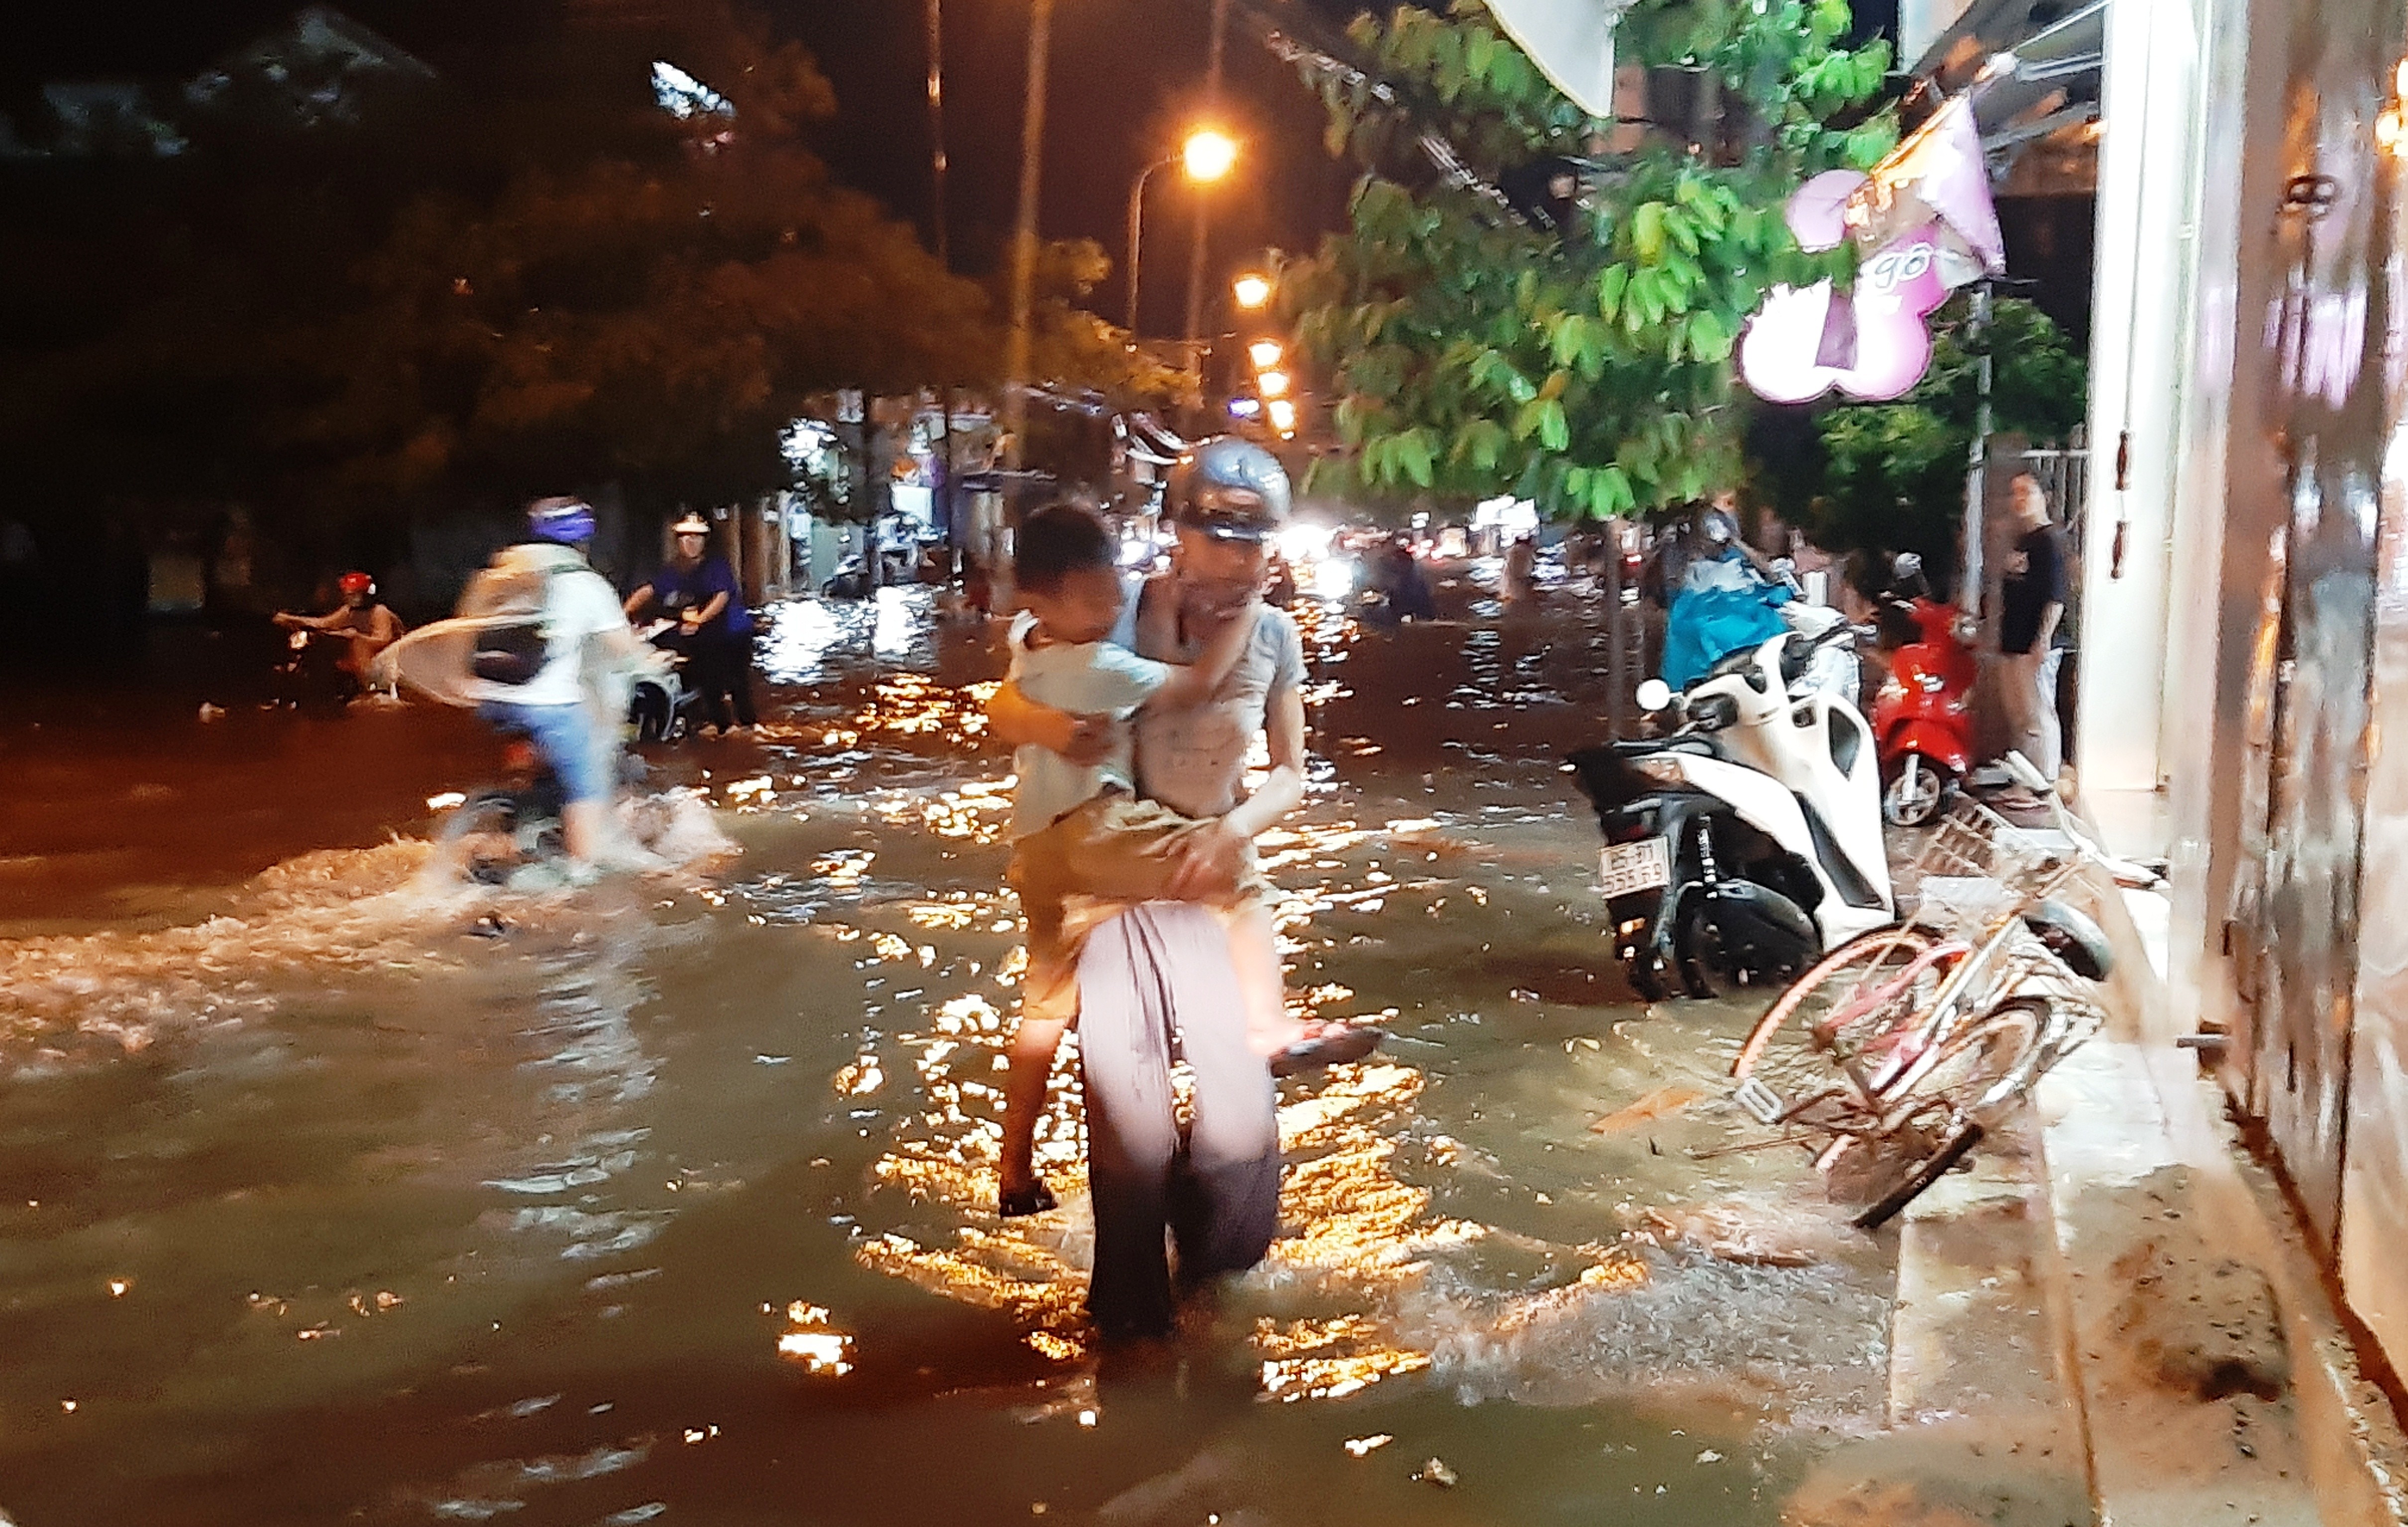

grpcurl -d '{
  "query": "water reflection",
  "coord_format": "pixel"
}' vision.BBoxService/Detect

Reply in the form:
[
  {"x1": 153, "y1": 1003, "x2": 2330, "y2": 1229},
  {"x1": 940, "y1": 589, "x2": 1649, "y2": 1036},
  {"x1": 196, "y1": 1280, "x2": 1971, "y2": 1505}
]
[{"x1": 0, "y1": 585, "x2": 1892, "y2": 1523}]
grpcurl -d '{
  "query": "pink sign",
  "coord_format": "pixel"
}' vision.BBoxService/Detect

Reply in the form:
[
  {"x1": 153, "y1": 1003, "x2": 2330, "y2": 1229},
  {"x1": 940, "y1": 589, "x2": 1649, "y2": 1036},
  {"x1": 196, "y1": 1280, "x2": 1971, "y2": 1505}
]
[{"x1": 1740, "y1": 226, "x2": 1950, "y2": 404}]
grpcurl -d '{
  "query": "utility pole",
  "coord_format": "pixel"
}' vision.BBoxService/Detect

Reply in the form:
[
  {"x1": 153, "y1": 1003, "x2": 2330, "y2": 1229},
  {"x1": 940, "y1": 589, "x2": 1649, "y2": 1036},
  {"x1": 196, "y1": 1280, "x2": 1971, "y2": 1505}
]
[
  {"x1": 925, "y1": 0, "x2": 958, "y2": 548},
  {"x1": 1964, "y1": 279, "x2": 1993, "y2": 616},
  {"x1": 925, "y1": 0, "x2": 949, "y2": 266},
  {"x1": 1182, "y1": 0, "x2": 1230, "y2": 354},
  {"x1": 1002, "y1": 0, "x2": 1054, "y2": 473}
]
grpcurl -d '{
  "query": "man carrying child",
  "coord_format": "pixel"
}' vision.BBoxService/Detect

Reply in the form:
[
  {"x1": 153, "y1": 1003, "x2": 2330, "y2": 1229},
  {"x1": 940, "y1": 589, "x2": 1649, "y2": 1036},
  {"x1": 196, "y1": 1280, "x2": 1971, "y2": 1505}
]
[{"x1": 988, "y1": 440, "x2": 1379, "y2": 1225}]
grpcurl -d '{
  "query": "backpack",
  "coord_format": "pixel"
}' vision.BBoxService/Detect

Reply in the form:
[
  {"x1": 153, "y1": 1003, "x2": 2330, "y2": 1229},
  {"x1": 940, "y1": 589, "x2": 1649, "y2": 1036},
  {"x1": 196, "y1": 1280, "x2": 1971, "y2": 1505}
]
[{"x1": 456, "y1": 562, "x2": 556, "y2": 686}]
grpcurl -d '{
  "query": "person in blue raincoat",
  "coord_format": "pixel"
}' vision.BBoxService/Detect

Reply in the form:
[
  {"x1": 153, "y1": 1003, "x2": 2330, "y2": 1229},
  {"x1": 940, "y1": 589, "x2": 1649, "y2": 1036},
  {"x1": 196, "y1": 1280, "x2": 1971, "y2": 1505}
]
[{"x1": 1659, "y1": 500, "x2": 1792, "y2": 690}]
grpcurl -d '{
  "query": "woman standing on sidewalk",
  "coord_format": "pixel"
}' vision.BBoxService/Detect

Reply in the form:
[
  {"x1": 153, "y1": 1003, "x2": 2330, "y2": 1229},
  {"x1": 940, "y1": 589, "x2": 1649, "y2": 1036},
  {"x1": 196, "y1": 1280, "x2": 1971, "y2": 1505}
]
[{"x1": 1994, "y1": 474, "x2": 2066, "y2": 806}]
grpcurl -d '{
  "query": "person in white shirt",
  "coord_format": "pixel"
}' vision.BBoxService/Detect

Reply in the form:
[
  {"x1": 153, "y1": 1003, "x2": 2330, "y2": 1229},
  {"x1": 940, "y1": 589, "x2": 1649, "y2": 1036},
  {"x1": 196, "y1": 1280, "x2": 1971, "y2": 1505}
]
[
  {"x1": 461, "y1": 497, "x2": 657, "y2": 873},
  {"x1": 995, "y1": 502, "x2": 1269, "y2": 1217}
]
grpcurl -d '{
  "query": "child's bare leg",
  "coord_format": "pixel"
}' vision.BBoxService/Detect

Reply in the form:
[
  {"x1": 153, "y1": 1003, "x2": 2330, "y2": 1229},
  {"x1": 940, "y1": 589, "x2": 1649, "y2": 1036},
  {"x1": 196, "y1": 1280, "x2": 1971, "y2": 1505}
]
[
  {"x1": 999, "y1": 1012, "x2": 1069, "y2": 1210},
  {"x1": 1226, "y1": 906, "x2": 1303, "y2": 1058}
]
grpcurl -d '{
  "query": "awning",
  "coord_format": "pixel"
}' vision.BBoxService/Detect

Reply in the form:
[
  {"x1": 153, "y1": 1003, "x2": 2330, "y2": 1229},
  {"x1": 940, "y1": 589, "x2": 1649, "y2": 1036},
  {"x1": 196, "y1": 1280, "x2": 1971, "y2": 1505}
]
[
  {"x1": 1909, "y1": 0, "x2": 2104, "y2": 195},
  {"x1": 1482, "y1": 0, "x2": 1636, "y2": 119}
]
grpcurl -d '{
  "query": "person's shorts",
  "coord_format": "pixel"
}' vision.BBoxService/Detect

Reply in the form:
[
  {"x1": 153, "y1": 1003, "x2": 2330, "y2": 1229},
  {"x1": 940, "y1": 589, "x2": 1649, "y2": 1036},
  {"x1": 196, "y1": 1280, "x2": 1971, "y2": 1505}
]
[
  {"x1": 1007, "y1": 792, "x2": 1271, "y2": 1024},
  {"x1": 478, "y1": 699, "x2": 611, "y2": 806}
]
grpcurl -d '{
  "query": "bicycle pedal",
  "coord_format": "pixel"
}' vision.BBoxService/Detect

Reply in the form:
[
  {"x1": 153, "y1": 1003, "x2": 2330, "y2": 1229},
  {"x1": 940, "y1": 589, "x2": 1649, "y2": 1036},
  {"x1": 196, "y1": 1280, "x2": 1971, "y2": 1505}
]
[{"x1": 1734, "y1": 1078, "x2": 1787, "y2": 1126}]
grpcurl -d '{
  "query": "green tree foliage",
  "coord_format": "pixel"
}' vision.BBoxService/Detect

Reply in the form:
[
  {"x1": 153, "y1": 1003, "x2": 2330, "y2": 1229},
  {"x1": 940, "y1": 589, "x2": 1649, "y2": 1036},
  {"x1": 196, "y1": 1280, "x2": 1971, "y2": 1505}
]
[
  {"x1": 1284, "y1": 0, "x2": 1895, "y2": 519},
  {"x1": 1798, "y1": 296, "x2": 2085, "y2": 573}
]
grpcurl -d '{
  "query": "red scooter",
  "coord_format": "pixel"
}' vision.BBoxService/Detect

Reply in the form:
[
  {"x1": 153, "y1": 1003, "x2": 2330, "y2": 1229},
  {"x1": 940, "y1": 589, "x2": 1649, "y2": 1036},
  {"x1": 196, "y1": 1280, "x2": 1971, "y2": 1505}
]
[{"x1": 1870, "y1": 556, "x2": 1980, "y2": 826}]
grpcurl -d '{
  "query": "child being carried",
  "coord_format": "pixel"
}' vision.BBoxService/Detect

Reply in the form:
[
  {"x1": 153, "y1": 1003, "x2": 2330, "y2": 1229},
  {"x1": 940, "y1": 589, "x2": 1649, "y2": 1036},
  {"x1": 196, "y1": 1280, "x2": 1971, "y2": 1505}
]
[{"x1": 996, "y1": 503, "x2": 1287, "y2": 1218}]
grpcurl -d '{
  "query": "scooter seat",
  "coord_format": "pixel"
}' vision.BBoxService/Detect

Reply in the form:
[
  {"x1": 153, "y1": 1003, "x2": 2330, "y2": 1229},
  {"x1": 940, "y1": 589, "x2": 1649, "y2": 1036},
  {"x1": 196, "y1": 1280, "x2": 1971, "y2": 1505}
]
[{"x1": 1606, "y1": 734, "x2": 1727, "y2": 762}]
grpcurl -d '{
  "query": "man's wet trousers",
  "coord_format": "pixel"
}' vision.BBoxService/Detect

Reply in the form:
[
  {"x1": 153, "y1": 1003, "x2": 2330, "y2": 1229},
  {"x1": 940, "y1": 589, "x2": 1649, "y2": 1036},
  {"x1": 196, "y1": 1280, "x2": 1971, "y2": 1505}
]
[{"x1": 1075, "y1": 904, "x2": 1282, "y2": 1343}]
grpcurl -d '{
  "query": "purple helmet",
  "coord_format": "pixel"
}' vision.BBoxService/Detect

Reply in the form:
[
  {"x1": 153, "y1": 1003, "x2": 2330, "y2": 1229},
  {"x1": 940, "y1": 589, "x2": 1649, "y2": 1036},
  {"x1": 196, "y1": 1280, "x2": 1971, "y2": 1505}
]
[{"x1": 526, "y1": 496, "x2": 597, "y2": 545}]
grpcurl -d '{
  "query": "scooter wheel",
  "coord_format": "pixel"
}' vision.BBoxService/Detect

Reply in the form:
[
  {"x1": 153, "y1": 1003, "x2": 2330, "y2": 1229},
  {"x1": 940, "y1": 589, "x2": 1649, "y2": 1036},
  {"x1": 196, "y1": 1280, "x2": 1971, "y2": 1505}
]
[
  {"x1": 1622, "y1": 949, "x2": 1669, "y2": 1003},
  {"x1": 1675, "y1": 904, "x2": 1731, "y2": 1000},
  {"x1": 1883, "y1": 754, "x2": 1953, "y2": 827},
  {"x1": 630, "y1": 690, "x2": 669, "y2": 744}
]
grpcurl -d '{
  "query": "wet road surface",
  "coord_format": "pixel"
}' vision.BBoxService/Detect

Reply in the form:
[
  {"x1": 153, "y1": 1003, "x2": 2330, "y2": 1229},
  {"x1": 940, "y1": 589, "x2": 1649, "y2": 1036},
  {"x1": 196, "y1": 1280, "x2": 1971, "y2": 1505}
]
[{"x1": 0, "y1": 576, "x2": 1900, "y2": 1526}]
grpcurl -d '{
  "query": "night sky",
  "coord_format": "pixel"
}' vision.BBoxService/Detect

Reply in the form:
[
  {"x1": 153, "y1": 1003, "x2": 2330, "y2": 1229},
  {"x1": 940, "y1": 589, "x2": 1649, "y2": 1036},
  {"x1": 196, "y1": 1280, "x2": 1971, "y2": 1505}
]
[{"x1": 0, "y1": 0, "x2": 1364, "y2": 335}]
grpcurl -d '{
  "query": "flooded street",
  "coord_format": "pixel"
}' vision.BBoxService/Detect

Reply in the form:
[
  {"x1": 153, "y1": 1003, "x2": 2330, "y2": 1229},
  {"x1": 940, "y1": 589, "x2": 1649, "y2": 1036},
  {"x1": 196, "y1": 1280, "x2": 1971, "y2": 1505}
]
[{"x1": 0, "y1": 580, "x2": 1903, "y2": 1527}]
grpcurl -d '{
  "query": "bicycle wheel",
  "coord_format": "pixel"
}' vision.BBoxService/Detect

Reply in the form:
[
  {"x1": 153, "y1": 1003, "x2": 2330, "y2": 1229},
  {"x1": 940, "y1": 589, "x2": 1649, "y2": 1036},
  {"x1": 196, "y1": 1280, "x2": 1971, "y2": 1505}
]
[
  {"x1": 1732, "y1": 923, "x2": 1951, "y2": 1109},
  {"x1": 1842, "y1": 998, "x2": 2047, "y2": 1229},
  {"x1": 1850, "y1": 1123, "x2": 1983, "y2": 1230}
]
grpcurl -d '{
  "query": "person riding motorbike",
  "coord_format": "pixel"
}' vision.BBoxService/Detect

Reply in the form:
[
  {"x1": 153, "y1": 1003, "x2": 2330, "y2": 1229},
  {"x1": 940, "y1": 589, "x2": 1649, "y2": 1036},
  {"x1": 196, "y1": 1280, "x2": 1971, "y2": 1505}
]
[
  {"x1": 275, "y1": 571, "x2": 402, "y2": 692},
  {"x1": 624, "y1": 512, "x2": 757, "y2": 737},
  {"x1": 1659, "y1": 500, "x2": 1793, "y2": 690},
  {"x1": 459, "y1": 497, "x2": 663, "y2": 876}
]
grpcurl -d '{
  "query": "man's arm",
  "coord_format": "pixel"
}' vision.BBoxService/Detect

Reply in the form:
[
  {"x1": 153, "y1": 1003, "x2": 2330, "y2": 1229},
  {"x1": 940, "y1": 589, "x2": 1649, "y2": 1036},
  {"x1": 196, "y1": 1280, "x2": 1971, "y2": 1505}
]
[
  {"x1": 1143, "y1": 598, "x2": 1259, "y2": 712},
  {"x1": 688, "y1": 590, "x2": 730, "y2": 627},
  {"x1": 1224, "y1": 685, "x2": 1307, "y2": 837},
  {"x1": 2036, "y1": 533, "x2": 2068, "y2": 647},
  {"x1": 984, "y1": 680, "x2": 1117, "y2": 766},
  {"x1": 1163, "y1": 685, "x2": 1308, "y2": 898},
  {"x1": 624, "y1": 584, "x2": 656, "y2": 618}
]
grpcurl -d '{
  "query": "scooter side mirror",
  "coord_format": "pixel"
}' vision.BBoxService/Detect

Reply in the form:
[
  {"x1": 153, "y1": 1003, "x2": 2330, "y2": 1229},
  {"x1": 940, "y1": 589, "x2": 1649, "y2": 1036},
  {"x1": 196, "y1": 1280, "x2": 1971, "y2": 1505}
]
[{"x1": 1635, "y1": 678, "x2": 1674, "y2": 713}]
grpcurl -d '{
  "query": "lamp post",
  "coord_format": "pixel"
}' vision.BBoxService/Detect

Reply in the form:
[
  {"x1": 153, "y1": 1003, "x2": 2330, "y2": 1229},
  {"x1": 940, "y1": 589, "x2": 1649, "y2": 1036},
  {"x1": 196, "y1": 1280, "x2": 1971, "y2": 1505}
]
[
  {"x1": 1125, "y1": 130, "x2": 1237, "y2": 335},
  {"x1": 1001, "y1": 0, "x2": 1056, "y2": 472}
]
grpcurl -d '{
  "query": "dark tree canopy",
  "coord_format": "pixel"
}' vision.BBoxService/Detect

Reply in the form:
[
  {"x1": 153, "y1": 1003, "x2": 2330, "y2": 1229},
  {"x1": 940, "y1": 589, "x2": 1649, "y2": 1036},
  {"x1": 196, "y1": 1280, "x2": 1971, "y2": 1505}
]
[{"x1": 0, "y1": 7, "x2": 1163, "y2": 602}]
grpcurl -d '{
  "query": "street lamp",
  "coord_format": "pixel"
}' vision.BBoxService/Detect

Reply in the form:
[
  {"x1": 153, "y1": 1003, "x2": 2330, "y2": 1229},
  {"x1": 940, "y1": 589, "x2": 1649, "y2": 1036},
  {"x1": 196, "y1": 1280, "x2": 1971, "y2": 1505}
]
[
  {"x1": 1232, "y1": 272, "x2": 1273, "y2": 310},
  {"x1": 1267, "y1": 398, "x2": 1297, "y2": 435},
  {"x1": 1256, "y1": 369, "x2": 1290, "y2": 399},
  {"x1": 1126, "y1": 129, "x2": 1239, "y2": 333},
  {"x1": 1247, "y1": 338, "x2": 1283, "y2": 371},
  {"x1": 1182, "y1": 128, "x2": 1238, "y2": 182}
]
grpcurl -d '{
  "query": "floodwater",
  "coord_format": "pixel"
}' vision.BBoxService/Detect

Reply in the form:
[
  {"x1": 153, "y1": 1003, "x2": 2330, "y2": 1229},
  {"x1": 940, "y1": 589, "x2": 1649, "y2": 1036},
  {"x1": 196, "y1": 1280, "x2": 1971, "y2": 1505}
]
[{"x1": 0, "y1": 572, "x2": 1899, "y2": 1527}]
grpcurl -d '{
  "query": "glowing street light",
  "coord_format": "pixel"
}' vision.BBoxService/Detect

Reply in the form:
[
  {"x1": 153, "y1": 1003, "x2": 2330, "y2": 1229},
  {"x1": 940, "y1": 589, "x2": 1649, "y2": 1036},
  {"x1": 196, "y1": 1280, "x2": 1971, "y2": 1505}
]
[
  {"x1": 1247, "y1": 339, "x2": 1283, "y2": 370},
  {"x1": 1256, "y1": 369, "x2": 1291, "y2": 398},
  {"x1": 1182, "y1": 128, "x2": 1239, "y2": 183},
  {"x1": 1128, "y1": 130, "x2": 1243, "y2": 332},
  {"x1": 1232, "y1": 272, "x2": 1273, "y2": 310},
  {"x1": 1267, "y1": 398, "x2": 1297, "y2": 434}
]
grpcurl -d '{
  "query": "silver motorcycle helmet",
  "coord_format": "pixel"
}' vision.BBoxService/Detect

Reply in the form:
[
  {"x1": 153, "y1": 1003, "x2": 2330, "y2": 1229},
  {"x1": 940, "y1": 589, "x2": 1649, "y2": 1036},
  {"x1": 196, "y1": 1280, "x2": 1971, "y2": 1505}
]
[{"x1": 1164, "y1": 436, "x2": 1292, "y2": 542}]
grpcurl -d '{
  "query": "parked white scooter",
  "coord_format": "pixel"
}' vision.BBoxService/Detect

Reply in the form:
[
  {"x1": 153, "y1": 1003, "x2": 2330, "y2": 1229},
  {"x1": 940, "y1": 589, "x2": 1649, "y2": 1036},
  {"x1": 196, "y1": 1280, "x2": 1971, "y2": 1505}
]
[{"x1": 1568, "y1": 621, "x2": 1893, "y2": 998}]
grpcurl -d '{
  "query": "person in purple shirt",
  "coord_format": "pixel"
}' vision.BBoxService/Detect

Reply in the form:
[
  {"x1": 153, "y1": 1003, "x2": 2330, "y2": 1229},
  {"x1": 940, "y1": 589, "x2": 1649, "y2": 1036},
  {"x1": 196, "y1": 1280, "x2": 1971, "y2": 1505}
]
[{"x1": 625, "y1": 513, "x2": 758, "y2": 736}]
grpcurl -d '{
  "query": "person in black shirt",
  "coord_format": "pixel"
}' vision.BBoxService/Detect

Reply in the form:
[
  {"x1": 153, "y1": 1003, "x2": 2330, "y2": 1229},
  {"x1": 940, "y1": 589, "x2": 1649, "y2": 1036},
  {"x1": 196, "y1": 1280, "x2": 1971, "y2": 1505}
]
[{"x1": 1996, "y1": 472, "x2": 2067, "y2": 794}]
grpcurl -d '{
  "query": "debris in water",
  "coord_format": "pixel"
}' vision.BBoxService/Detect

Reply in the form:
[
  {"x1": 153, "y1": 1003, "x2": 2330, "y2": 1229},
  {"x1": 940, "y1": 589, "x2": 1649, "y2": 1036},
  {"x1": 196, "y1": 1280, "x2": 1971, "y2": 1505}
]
[
  {"x1": 1635, "y1": 1204, "x2": 1822, "y2": 1267},
  {"x1": 1589, "y1": 1085, "x2": 1704, "y2": 1133},
  {"x1": 1344, "y1": 1434, "x2": 1394, "y2": 1457},
  {"x1": 1696, "y1": 1449, "x2": 1722, "y2": 1463},
  {"x1": 1413, "y1": 1457, "x2": 1458, "y2": 1488},
  {"x1": 198, "y1": 703, "x2": 225, "y2": 722}
]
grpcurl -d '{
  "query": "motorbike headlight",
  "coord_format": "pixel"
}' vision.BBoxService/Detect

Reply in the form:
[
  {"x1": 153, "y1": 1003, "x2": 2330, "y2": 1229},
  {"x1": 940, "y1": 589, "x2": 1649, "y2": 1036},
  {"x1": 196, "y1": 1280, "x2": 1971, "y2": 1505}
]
[{"x1": 1633, "y1": 755, "x2": 1686, "y2": 786}]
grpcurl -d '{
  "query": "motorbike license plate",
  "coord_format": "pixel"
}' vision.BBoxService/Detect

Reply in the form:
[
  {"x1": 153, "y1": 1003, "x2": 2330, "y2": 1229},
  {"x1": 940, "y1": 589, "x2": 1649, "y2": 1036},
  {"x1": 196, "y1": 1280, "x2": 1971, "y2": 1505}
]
[{"x1": 1598, "y1": 837, "x2": 1671, "y2": 899}]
